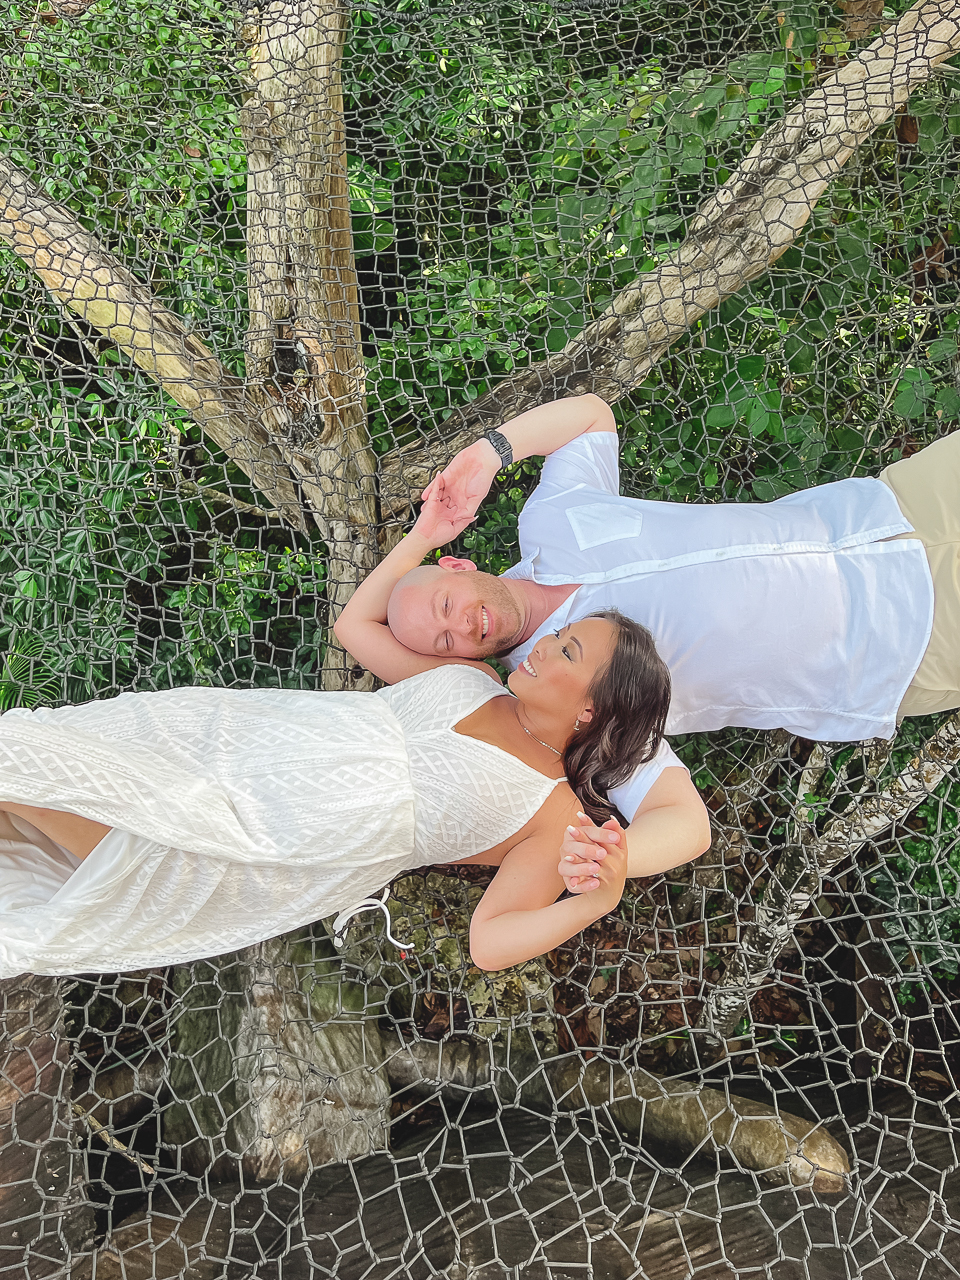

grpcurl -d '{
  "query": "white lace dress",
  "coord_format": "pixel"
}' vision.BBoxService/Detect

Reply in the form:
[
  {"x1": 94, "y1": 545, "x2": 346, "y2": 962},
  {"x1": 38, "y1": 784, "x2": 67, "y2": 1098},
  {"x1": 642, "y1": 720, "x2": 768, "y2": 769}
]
[{"x1": 0, "y1": 665, "x2": 563, "y2": 977}]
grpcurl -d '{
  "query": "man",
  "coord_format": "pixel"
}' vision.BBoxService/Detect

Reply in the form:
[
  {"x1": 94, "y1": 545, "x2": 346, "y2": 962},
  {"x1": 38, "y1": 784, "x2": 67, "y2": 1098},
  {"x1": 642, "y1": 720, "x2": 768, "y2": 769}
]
[
  {"x1": 334, "y1": 393, "x2": 955, "y2": 875},
  {"x1": 381, "y1": 392, "x2": 960, "y2": 726}
]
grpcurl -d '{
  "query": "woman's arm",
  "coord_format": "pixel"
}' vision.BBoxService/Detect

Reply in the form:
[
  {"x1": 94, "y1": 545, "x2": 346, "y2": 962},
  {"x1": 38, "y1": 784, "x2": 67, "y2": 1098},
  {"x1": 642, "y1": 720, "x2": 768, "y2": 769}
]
[
  {"x1": 469, "y1": 811, "x2": 627, "y2": 971},
  {"x1": 622, "y1": 768, "x2": 711, "y2": 876},
  {"x1": 333, "y1": 477, "x2": 500, "y2": 684}
]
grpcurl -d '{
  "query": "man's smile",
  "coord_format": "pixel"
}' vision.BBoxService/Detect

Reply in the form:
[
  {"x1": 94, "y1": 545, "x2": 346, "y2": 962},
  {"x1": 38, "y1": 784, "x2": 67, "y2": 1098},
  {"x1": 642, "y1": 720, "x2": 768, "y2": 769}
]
[{"x1": 481, "y1": 606, "x2": 489, "y2": 639}]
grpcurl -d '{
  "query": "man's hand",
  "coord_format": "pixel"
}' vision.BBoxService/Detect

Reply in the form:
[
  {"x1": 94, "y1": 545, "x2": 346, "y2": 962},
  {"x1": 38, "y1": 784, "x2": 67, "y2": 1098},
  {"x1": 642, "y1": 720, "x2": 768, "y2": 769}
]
[
  {"x1": 420, "y1": 438, "x2": 500, "y2": 521},
  {"x1": 558, "y1": 811, "x2": 627, "y2": 910},
  {"x1": 420, "y1": 396, "x2": 616, "y2": 518},
  {"x1": 411, "y1": 473, "x2": 478, "y2": 549}
]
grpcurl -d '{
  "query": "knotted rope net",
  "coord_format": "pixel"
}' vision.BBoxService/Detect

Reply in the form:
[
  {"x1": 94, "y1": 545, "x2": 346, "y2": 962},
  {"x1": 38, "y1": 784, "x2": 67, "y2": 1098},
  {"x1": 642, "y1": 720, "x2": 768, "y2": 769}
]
[{"x1": 1, "y1": 0, "x2": 959, "y2": 1274}]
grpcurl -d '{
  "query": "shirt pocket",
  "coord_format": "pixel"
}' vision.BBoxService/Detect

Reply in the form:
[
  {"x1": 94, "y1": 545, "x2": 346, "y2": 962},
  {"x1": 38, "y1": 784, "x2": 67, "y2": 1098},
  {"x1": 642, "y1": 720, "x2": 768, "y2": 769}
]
[{"x1": 566, "y1": 502, "x2": 645, "y2": 551}]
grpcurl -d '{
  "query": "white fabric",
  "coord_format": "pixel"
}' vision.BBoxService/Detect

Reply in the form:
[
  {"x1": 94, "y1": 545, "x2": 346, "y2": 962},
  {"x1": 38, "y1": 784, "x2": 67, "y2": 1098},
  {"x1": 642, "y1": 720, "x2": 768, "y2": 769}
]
[
  {"x1": 0, "y1": 666, "x2": 559, "y2": 978},
  {"x1": 607, "y1": 738, "x2": 686, "y2": 823},
  {"x1": 376, "y1": 666, "x2": 560, "y2": 864},
  {"x1": 502, "y1": 433, "x2": 935, "y2": 743}
]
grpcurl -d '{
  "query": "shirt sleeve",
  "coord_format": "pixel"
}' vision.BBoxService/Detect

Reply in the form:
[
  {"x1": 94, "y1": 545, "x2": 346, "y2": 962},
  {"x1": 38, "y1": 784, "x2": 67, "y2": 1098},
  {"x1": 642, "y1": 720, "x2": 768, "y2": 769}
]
[
  {"x1": 537, "y1": 431, "x2": 620, "y2": 496},
  {"x1": 606, "y1": 739, "x2": 689, "y2": 824}
]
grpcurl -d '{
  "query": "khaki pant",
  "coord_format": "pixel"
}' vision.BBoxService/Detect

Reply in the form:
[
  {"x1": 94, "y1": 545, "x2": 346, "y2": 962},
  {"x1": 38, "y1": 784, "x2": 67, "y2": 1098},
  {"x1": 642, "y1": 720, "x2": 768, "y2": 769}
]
[{"x1": 880, "y1": 431, "x2": 960, "y2": 719}]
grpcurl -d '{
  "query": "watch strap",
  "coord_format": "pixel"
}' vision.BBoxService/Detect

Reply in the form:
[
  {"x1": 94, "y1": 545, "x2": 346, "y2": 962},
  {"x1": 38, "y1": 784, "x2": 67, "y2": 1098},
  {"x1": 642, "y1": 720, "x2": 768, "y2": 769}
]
[{"x1": 484, "y1": 429, "x2": 514, "y2": 470}]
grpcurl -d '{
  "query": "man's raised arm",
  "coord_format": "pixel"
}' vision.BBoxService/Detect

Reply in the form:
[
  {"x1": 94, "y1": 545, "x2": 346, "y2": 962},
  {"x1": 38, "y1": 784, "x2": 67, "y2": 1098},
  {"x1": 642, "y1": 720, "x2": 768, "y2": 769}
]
[
  {"x1": 333, "y1": 476, "x2": 502, "y2": 685},
  {"x1": 421, "y1": 393, "x2": 616, "y2": 521}
]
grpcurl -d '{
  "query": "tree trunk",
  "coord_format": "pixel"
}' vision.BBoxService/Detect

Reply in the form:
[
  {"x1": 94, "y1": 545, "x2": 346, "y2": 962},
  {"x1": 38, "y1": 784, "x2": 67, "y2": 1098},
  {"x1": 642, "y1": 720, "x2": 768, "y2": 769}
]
[
  {"x1": 0, "y1": 975, "x2": 95, "y2": 1275},
  {"x1": 241, "y1": 0, "x2": 381, "y2": 689},
  {"x1": 163, "y1": 930, "x2": 390, "y2": 1183},
  {"x1": 381, "y1": 0, "x2": 960, "y2": 515},
  {"x1": 687, "y1": 717, "x2": 960, "y2": 1062}
]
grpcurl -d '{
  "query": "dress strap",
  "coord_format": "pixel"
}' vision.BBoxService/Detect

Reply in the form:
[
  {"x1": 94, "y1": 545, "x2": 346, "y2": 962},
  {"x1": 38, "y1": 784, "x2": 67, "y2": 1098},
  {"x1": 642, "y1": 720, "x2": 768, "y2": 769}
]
[{"x1": 444, "y1": 664, "x2": 511, "y2": 728}]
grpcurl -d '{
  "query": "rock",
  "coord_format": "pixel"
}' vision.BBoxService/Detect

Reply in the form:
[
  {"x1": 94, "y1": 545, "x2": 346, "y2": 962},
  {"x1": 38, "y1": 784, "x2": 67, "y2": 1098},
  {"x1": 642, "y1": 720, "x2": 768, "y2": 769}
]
[
  {"x1": 69, "y1": 1180, "x2": 300, "y2": 1280},
  {"x1": 162, "y1": 926, "x2": 390, "y2": 1183}
]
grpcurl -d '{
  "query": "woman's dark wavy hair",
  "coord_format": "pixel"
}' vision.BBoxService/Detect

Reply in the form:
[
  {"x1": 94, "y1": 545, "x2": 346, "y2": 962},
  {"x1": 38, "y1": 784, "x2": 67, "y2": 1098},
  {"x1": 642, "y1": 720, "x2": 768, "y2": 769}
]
[{"x1": 563, "y1": 610, "x2": 671, "y2": 826}]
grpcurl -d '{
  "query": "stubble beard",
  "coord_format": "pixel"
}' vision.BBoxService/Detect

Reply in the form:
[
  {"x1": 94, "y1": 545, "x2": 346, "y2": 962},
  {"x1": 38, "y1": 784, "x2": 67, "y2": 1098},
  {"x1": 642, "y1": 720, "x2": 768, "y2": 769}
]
[{"x1": 482, "y1": 578, "x2": 525, "y2": 658}]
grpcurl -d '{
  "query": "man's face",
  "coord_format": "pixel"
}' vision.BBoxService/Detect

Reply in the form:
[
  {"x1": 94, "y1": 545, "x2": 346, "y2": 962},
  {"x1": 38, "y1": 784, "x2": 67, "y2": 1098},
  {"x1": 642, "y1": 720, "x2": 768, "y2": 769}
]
[{"x1": 387, "y1": 562, "x2": 525, "y2": 659}]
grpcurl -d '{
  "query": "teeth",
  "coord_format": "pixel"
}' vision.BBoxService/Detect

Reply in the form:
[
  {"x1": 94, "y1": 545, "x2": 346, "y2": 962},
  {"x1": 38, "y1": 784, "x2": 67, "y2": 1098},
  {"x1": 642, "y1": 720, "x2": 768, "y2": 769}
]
[
  {"x1": 481, "y1": 606, "x2": 489, "y2": 638},
  {"x1": 522, "y1": 659, "x2": 536, "y2": 677}
]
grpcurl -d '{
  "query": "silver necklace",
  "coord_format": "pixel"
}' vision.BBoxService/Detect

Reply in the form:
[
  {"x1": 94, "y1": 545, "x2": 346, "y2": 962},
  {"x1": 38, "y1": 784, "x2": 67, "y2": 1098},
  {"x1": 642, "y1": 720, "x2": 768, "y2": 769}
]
[{"x1": 515, "y1": 706, "x2": 562, "y2": 755}]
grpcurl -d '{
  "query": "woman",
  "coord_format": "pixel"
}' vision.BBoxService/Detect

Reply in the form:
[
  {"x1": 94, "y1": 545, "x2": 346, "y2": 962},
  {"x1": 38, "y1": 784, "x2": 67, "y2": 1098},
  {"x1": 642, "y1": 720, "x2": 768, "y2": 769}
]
[{"x1": 0, "y1": 479, "x2": 703, "y2": 977}]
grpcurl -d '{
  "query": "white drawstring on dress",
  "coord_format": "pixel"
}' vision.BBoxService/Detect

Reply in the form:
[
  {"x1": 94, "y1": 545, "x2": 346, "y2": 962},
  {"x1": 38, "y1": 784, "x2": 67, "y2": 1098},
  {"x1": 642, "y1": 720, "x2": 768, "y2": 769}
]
[{"x1": 332, "y1": 887, "x2": 414, "y2": 958}]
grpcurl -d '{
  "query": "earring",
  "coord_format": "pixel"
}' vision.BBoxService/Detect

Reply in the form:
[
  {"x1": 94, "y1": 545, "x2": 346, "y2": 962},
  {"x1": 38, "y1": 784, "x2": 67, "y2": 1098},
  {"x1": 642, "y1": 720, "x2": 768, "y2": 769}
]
[{"x1": 574, "y1": 717, "x2": 581, "y2": 732}]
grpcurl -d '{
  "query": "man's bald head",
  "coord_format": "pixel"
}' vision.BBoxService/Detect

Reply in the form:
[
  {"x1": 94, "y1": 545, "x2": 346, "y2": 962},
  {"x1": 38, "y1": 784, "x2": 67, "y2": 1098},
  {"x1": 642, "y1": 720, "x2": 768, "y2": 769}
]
[
  {"x1": 386, "y1": 558, "x2": 524, "y2": 658},
  {"x1": 386, "y1": 565, "x2": 449, "y2": 645}
]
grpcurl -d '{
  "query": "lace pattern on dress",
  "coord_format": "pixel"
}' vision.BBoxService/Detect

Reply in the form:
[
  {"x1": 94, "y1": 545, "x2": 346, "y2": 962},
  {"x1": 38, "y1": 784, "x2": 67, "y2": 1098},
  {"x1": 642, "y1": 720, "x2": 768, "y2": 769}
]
[{"x1": 377, "y1": 665, "x2": 562, "y2": 865}]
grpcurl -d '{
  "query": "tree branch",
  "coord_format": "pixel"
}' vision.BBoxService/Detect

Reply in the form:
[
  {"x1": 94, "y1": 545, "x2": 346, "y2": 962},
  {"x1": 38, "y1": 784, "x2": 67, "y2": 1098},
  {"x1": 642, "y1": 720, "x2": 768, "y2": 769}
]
[
  {"x1": 158, "y1": 479, "x2": 282, "y2": 521},
  {"x1": 384, "y1": 1034, "x2": 849, "y2": 1191},
  {"x1": 380, "y1": 0, "x2": 960, "y2": 515},
  {"x1": 688, "y1": 717, "x2": 960, "y2": 1059},
  {"x1": 0, "y1": 156, "x2": 309, "y2": 531}
]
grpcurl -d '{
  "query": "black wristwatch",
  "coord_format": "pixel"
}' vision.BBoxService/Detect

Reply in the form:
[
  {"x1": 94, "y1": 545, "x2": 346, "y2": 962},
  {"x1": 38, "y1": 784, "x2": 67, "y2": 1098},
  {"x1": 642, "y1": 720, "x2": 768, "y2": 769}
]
[{"x1": 484, "y1": 429, "x2": 514, "y2": 470}]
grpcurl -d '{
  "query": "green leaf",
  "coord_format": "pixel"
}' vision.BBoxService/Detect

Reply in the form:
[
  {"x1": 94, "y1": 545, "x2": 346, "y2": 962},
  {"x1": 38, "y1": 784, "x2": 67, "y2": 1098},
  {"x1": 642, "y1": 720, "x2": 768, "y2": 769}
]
[
  {"x1": 918, "y1": 115, "x2": 945, "y2": 153},
  {"x1": 737, "y1": 355, "x2": 765, "y2": 379},
  {"x1": 728, "y1": 51, "x2": 785, "y2": 81},
  {"x1": 704, "y1": 404, "x2": 737, "y2": 429},
  {"x1": 928, "y1": 337, "x2": 958, "y2": 363},
  {"x1": 834, "y1": 233, "x2": 873, "y2": 280},
  {"x1": 752, "y1": 475, "x2": 797, "y2": 500},
  {"x1": 785, "y1": 333, "x2": 816, "y2": 373},
  {"x1": 678, "y1": 153, "x2": 705, "y2": 175},
  {"x1": 779, "y1": 1, "x2": 819, "y2": 62},
  {"x1": 714, "y1": 98, "x2": 746, "y2": 140},
  {"x1": 647, "y1": 212, "x2": 683, "y2": 233},
  {"x1": 935, "y1": 386, "x2": 960, "y2": 419},
  {"x1": 743, "y1": 396, "x2": 771, "y2": 437},
  {"x1": 622, "y1": 155, "x2": 662, "y2": 204},
  {"x1": 819, "y1": 28, "x2": 850, "y2": 57},
  {"x1": 558, "y1": 193, "x2": 609, "y2": 244},
  {"x1": 14, "y1": 571, "x2": 39, "y2": 599},
  {"x1": 694, "y1": 85, "x2": 728, "y2": 111},
  {"x1": 893, "y1": 368, "x2": 934, "y2": 419}
]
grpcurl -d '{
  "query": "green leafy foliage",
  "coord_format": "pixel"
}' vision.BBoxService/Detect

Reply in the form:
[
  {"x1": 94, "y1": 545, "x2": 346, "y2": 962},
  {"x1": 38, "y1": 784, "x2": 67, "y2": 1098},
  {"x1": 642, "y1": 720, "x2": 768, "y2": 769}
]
[
  {"x1": 870, "y1": 787, "x2": 960, "y2": 981},
  {"x1": 0, "y1": 367, "x2": 327, "y2": 700}
]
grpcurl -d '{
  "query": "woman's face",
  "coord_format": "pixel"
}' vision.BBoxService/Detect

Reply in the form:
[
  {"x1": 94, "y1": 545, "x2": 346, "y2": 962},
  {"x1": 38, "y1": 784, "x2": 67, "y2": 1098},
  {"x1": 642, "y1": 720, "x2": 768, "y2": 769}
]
[{"x1": 506, "y1": 617, "x2": 616, "y2": 726}]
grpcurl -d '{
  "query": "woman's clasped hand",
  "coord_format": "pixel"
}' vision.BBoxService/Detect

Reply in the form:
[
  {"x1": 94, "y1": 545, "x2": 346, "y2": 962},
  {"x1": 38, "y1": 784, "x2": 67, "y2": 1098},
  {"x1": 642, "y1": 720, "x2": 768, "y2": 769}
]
[{"x1": 559, "y1": 812, "x2": 628, "y2": 902}]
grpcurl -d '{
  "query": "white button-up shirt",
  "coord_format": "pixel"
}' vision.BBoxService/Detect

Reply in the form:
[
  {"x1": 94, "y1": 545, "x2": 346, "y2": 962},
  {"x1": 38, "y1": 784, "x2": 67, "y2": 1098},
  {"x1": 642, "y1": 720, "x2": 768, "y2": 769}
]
[{"x1": 502, "y1": 434, "x2": 934, "y2": 761}]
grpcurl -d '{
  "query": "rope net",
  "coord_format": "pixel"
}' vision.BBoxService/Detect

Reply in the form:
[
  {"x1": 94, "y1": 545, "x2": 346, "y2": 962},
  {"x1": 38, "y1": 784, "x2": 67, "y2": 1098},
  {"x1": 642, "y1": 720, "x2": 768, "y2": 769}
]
[{"x1": 1, "y1": 0, "x2": 960, "y2": 1274}]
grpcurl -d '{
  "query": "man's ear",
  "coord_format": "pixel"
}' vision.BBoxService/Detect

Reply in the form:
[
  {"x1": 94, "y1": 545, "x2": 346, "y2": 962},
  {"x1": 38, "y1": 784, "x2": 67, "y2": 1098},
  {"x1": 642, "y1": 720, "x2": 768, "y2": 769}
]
[{"x1": 437, "y1": 556, "x2": 479, "y2": 572}]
